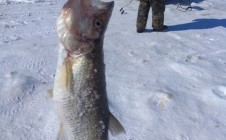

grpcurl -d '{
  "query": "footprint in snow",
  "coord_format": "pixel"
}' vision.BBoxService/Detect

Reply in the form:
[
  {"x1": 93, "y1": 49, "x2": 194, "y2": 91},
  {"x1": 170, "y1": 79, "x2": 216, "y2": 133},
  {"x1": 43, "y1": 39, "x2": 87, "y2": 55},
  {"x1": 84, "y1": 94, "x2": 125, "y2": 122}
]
[
  {"x1": 213, "y1": 86, "x2": 226, "y2": 100},
  {"x1": 148, "y1": 92, "x2": 172, "y2": 110},
  {"x1": 1, "y1": 72, "x2": 37, "y2": 117}
]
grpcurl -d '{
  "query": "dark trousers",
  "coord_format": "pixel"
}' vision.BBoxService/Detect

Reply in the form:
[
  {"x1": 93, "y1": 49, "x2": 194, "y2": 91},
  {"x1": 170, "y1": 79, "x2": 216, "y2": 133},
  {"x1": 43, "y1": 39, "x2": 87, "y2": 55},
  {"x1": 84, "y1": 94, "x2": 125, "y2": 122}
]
[{"x1": 136, "y1": 0, "x2": 165, "y2": 30}]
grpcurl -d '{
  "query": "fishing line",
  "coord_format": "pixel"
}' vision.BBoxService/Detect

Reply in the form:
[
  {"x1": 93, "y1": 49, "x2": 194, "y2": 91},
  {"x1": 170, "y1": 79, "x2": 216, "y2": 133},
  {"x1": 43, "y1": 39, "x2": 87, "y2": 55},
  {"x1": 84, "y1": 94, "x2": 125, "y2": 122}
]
[{"x1": 119, "y1": 0, "x2": 135, "y2": 15}]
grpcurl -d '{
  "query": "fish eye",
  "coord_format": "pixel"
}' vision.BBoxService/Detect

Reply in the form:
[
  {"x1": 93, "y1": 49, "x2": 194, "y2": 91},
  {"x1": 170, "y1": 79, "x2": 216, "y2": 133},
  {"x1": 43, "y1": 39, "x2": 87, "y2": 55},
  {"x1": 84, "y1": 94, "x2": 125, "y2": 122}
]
[{"x1": 94, "y1": 19, "x2": 103, "y2": 29}]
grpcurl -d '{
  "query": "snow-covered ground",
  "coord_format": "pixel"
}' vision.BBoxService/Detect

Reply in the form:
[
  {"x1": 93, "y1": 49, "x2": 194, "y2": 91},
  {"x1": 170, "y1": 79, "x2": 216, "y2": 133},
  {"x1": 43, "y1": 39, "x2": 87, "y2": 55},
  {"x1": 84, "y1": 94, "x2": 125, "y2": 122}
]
[{"x1": 0, "y1": 0, "x2": 226, "y2": 140}]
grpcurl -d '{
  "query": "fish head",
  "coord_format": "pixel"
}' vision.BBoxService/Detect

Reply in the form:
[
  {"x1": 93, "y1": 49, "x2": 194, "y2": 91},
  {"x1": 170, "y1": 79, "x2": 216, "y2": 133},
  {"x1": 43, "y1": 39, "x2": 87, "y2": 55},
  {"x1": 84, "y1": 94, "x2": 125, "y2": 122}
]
[{"x1": 57, "y1": 0, "x2": 114, "y2": 56}]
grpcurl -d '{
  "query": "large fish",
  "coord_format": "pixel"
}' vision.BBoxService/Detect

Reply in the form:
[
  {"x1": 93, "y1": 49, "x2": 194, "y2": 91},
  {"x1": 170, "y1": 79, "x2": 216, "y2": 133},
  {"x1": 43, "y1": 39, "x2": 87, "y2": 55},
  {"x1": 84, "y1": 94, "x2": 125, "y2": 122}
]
[{"x1": 53, "y1": 0, "x2": 125, "y2": 139}]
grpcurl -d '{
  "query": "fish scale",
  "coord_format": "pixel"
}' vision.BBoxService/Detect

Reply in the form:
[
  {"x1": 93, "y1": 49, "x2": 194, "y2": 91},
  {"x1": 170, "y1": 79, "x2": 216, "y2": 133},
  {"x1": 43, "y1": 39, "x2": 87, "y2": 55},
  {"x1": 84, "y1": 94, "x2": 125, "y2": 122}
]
[
  {"x1": 60, "y1": 91, "x2": 106, "y2": 139},
  {"x1": 54, "y1": 48, "x2": 109, "y2": 139}
]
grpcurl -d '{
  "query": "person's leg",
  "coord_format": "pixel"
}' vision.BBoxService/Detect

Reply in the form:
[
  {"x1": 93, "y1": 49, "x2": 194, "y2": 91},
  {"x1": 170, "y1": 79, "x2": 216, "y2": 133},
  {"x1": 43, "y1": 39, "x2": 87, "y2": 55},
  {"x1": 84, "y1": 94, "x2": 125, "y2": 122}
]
[
  {"x1": 152, "y1": 0, "x2": 167, "y2": 31},
  {"x1": 136, "y1": 0, "x2": 151, "y2": 33}
]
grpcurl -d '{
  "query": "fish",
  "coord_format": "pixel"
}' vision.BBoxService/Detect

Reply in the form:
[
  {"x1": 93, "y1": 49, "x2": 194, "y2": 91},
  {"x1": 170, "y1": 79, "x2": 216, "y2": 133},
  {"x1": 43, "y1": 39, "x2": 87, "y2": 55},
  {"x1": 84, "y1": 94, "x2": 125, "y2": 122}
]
[{"x1": 53, "y1": 0, "x2": 125, "y2": 139}]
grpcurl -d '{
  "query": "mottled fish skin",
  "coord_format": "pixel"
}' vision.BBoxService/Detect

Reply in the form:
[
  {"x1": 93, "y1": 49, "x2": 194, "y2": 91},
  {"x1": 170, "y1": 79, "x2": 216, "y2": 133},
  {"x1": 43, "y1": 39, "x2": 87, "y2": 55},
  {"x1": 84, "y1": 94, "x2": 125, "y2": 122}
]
[{"x1": 53, "y1": 0, "x2": 115, "y2": 140}]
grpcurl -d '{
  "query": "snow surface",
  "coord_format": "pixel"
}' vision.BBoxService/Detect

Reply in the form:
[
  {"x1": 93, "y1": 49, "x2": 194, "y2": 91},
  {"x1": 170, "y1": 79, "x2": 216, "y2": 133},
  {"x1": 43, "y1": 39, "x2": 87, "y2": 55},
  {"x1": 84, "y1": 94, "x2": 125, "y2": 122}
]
[{"x1": 0, "y1": 0, "x2": 226, "y2": 140}]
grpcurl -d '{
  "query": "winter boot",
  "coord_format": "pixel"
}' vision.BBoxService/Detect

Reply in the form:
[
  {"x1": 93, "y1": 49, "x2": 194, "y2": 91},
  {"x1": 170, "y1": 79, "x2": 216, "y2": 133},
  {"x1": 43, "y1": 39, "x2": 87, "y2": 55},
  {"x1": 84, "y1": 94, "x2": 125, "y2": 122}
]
[{"x1": 152, "y1": 13, "x2": 168, "y2": 32}]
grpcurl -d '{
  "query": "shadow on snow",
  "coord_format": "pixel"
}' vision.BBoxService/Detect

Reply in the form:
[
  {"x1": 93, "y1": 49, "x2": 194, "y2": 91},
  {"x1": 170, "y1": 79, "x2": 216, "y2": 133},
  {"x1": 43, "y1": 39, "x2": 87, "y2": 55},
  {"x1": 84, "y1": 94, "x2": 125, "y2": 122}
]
[
  {"x1": 169, "y1": 18, "x2": 226, "y2": 31},
  {"x1": 165, "y1": 0, "x2": 204, "y2": 5},
  {"x1": 143, "y1": 18, "x2": 226, "y2": 32}
]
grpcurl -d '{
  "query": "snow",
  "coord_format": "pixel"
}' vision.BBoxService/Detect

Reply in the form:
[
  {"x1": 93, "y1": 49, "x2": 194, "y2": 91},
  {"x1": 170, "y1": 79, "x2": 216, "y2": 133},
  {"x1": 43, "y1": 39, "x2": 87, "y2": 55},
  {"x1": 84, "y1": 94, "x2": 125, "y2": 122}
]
[{"x1": 0, "y1": 0, "x2": 226, "y2": 140}]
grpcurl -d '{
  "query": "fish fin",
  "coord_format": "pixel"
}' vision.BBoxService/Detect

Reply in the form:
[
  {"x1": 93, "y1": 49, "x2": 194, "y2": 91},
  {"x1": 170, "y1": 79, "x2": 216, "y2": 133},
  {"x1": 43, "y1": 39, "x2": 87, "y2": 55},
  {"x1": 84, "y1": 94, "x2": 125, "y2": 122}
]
[
  {"x1": 65, "y1": 59, "x2": 73, "y2": 92},
  {"x1": 57, "y1": 123, "x2": 68, "y2": 140},
  {"x1": 45, "y1": 89, "x2": 53, "y2": 100},
  {"x1": 109, "y1": 113, "x2": 126, "y2": 136},
  {"x1": 55, "y1": 59, "x2": 73, "y2": 92}
]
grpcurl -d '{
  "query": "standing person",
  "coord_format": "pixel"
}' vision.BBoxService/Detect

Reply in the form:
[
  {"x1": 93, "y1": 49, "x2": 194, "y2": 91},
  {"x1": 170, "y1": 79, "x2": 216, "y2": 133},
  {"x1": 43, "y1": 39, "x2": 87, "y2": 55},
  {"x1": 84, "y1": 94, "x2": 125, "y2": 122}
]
[{"x1": 136, "y1": 0, "x2": 168, "y2": 33}]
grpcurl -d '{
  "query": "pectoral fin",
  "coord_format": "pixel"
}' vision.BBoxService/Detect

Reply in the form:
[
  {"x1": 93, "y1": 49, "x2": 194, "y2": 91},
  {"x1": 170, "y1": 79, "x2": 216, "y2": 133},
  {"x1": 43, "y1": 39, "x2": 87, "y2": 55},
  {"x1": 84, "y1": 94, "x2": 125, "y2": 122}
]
[
  {"x1": 55, "y1": 58, "x2": 73, "y2": 92},
  {"x1": 57, "y1": 123, "x2": 68, "y2": 140},
  {"x1": 109, "y1": 113, "x2": 126, "y2": 136}
]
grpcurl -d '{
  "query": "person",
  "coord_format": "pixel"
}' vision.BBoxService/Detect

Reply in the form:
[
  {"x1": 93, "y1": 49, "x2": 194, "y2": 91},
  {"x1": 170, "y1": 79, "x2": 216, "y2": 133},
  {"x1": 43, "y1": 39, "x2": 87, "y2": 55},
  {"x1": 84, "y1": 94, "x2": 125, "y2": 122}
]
[{"x1": 136, "y1": 0, "x2": 168, "y2": 33}]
